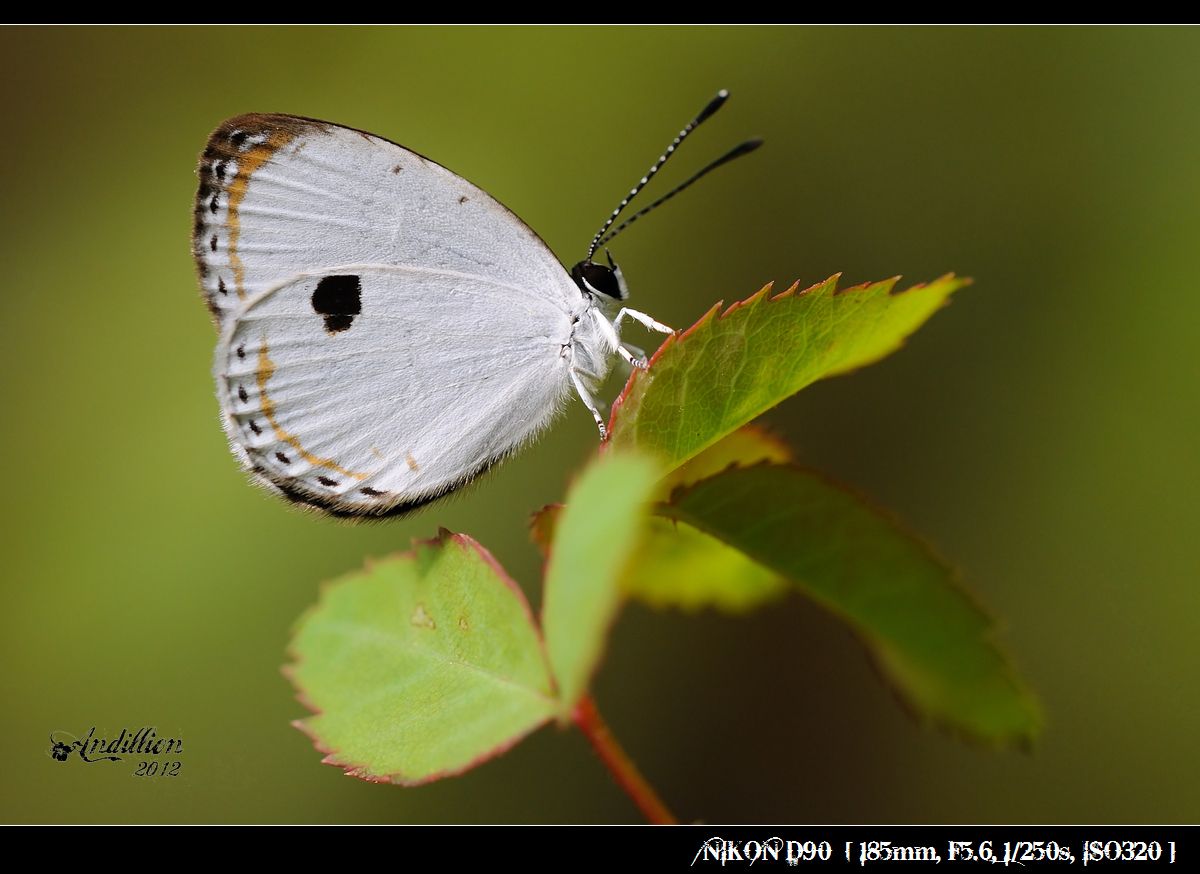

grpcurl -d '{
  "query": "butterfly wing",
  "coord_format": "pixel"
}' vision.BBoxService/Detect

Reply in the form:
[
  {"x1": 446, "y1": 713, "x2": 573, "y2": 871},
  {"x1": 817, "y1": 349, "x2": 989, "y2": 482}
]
[
  {"x1": 218, "y1": 265, "x2": 574, "y2": 515},
  {"x1": 192, "y1": 112, "x2": 577, "y2": 326},
  {"x1": 193, "y1": 113, "x2": 587, "y2": 515}
]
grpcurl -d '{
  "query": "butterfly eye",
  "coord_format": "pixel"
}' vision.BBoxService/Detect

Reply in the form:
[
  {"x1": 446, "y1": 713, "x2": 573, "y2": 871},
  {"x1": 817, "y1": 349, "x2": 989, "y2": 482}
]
[{"x1": 570, "y1": 261, "x2": 625, "y2": 300}]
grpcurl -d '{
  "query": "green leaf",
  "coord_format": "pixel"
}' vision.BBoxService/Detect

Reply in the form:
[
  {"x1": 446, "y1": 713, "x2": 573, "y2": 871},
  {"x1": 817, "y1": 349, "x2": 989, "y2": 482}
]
[
  {"x1": 660, "y1": 464, "x2": 1041, "y2": 743},
  {"x1": 659, "y1": 424, "x2": 792, "y2": 496},
  {"x1": 530, "y1": 424, "x2": 791, "y2": 550},
  {"x1": 637, "y1": 425, "x2": 792, "y2": 612},
  {"x1": 607, "y1": 273, "x2": 969, "y2": 471},
  {"x1": 541, "y1": 451, "x2": 661, "y2": 720},
  {"x1": 287, "y1": 531, "x2": 556, "y2": 784},
  {"x1": 530, "y1": 427, "x2": 791, "y2": 614},
  {"x1": 623, "y1": 518, "x2": 788, "y2": 613},
  {"x1": 532, "y1": 506, "x2": 786, "y2": 614}
]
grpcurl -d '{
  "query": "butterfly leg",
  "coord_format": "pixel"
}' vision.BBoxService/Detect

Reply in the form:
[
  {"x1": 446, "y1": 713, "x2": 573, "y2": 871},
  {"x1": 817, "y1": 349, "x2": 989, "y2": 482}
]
[
  {"x1": 613, "y1": 308, "x2": 673, "y2": 335},
  {"x1": 596, "y1": 311, "x2": 650, "y2": 370},
  {"x1": 621, "y1": 341, "x2": 646, "y2": 363},
  {"x1": 570, "y1": 367, "x2": 608, "y2": 439}
]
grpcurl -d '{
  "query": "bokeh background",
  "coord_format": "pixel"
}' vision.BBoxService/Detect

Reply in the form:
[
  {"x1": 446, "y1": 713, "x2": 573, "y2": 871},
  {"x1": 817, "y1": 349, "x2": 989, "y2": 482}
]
[{"x1": 2, "y1": 26, "x2": 1196, "y2": 823}]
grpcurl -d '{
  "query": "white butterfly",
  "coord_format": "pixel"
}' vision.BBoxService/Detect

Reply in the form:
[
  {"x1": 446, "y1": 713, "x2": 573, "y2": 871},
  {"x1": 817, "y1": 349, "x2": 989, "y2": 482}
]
[{"x1": 193, "y1": 91, "x2": 759, "y2": 517}]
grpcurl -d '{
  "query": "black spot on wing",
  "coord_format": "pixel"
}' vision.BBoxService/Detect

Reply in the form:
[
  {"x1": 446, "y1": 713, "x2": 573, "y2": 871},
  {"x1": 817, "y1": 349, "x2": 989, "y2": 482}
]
[
  {"x1": 311, "y1": 275, "x2": 362, "y2": 334},
  {"x1": 323, "y1": 314, "x2": 354, "y2": 333}
]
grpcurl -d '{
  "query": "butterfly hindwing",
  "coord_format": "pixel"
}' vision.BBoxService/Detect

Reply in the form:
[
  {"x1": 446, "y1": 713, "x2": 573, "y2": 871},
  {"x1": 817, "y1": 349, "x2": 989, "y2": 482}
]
[{"x1": 218, "y1": 265, "x2": 575, "y2": 516}]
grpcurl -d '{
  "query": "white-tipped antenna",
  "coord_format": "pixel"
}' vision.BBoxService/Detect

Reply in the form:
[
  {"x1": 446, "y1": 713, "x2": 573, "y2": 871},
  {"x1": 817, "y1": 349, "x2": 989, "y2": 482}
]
[
  {"x1": 596, "y1": 138, "x2": 763, "y2": 249},
  {"x1": 586, "y1": 89, "x2": 732, "y2": 260}
]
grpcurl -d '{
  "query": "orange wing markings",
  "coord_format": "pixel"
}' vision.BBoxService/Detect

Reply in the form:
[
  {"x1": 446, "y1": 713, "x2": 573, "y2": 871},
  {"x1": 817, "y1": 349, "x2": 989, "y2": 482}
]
[
  {"x1": 256, "y1": 340, "x2": 369, "y2": 481},
  {"x1": 195, "y1": 114, "x2": 330, "y2": 309},
  {"x1": 227, "y1": 129, "x2": 299, "y2": 299}
]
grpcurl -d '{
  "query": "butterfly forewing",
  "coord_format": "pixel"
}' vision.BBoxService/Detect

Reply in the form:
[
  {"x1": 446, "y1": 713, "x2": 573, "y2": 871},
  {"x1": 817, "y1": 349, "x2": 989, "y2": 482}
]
[
  {"x1": 193, "y1": 113, "x2": 574, "y2": 327},
  {"x1": 194, "y1": 114, "x2": 587, "y2": 515}
]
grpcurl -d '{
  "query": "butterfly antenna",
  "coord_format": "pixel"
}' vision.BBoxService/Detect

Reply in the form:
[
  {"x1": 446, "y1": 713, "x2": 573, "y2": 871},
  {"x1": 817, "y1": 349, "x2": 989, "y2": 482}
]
[
  {"x1": 586, "y1": 89, "x2": 732, "y2": 260},
  {"x1": 596, "y1": 138, "x2": 763, "y2": 250}
]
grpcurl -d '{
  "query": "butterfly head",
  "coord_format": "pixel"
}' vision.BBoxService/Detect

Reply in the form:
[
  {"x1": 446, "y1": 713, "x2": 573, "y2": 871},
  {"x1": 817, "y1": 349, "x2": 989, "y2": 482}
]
[
  {"x1": 571, "y1": 89, "x2": 760, "y2": 309},
  {"x1": 570, "y1": 249, "x2": 629, "y2": 302}
]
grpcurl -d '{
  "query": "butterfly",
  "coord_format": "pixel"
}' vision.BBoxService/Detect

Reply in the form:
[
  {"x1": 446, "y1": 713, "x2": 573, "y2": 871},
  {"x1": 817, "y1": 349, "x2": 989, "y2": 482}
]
[{"x1": 193, "y1": 89, "x2": 760, "y2": 517}]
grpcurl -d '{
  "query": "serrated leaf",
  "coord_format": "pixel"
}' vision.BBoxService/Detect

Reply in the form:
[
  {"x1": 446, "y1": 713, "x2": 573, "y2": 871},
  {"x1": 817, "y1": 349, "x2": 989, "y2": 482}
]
[
  {"x1": 607, "y1": 274, "x2": 969, "y2": 471},
  {"x1": 531, "y1": 506, "x2": 786, "y2": 614},
  {"x1": 531, "y1": 425, "x2": 791, "y2": 554},
  {"x1": 659, "y1": 424, "x2": 792, "y2": 496},
  {"x1": 541, "y1": 451, "x2": 661, "y2": 720},
  {"x1": 530, "y1": 427, "x2": 790, "y2": 614},
  {"x1": 287, "y1": 532, "x2": 556, "y2": 784},
  {"x1": 623, "y1": 518, "x2": 788, "y2": 613},
  {"x1": 660, "y1": 464, "x2": 1040, "y2": 743},
  {"x1": 636, "y1": 426, "x2": 792, "y2": 612}
]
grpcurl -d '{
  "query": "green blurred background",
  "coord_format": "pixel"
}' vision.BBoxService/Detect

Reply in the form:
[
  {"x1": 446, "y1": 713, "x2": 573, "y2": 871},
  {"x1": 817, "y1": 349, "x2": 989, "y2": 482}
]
[{"x1": 3, "y1": 26, "x2": 1196, "y2": 823}]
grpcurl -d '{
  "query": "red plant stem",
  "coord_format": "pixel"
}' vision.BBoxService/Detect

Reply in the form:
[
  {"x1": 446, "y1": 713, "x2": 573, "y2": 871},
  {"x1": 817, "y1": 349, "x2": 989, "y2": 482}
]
[{"x1": 573, "y1": 694, "x2": 678, "y2": 824}]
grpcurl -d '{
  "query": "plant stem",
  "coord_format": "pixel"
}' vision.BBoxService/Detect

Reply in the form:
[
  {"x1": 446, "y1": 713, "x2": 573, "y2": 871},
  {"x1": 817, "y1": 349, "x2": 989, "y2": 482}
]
[{"x1": 573, "y1": 694, "x2": 678, "y2": 824}]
